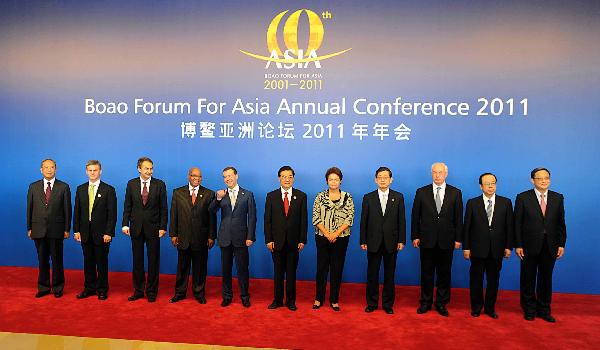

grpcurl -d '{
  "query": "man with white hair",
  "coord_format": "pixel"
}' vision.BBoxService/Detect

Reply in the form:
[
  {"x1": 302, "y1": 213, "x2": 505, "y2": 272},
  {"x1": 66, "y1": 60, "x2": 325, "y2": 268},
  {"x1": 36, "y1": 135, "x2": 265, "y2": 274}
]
[{"x1": 412, "y1": 162, "x2": 463, "y2": 316}]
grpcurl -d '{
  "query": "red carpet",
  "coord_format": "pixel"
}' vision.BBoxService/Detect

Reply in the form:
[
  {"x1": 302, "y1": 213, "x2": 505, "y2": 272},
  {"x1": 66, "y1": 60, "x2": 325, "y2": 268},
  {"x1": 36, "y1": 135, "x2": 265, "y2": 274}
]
[{"x1": 0, "y1": 266, "x2": 598, "y2": 349}]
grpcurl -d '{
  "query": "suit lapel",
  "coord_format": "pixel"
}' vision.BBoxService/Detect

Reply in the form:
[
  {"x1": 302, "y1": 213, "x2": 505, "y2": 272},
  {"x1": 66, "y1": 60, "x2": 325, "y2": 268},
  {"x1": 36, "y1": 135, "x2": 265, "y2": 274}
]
[
  {"x1": 477, "y1": 198, "x2": 489, "y2": 226},
  {"x1": 529, "y1": 190, "x2": 544, "y2": 218},
  {"x1": 427, "y1": 186, "x2": 438, "y2": 212},
  {"x1": 92, "y1": 182, "x2": 104, "y2": 212},
  {"x1": 38, "y1": 181, "x2": 47, "y2": 205}
]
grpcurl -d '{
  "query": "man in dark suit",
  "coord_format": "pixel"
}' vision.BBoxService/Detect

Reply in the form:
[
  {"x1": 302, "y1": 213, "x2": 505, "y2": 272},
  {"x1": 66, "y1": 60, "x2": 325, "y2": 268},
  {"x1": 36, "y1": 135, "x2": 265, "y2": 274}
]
[
  {"x1": 209, "y1": 166, "x2": 257, "y2": 308},
  {"x1": 169, "y1": 167, "x2": 216, "y2": 304},
  {"x1": 27, "y1": 159, "x2": 71, "y2": 298},
  {"x1": 412, "y1": 162, "x2": 463, "y2": 316},
  {"x1": 122, "y1": 157, "x2": 168, "y2": 302},
  {"x1": 264, "y1": 166, "x2": 308, "y2": 311},
  {"x1": 462, "y1": 173, "x2": 512, "y2": 318},
  {"x1": 73, "y1": 160, "x2": 117, "y2": 300},
  {"x1": 515, "y1": 167, "x2": 566, "y2": 323},
  {"x1": 360, "y1": 166, "x2": 406, "y2": 315}
]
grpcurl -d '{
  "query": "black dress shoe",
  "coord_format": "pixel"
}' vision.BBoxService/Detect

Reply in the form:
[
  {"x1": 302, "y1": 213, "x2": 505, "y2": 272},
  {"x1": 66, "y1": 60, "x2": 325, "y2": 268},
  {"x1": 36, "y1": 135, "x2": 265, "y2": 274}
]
[
  {"x1": 221, "y1": 299, "x2": 232, "y2": 307},
  {"x1": 169, "y1": 295, "x2": 185, "y2": 303},
  {"x1": 436, "y1": 305, "x2": 449, "y2": 317},
  {"x1": 97, "y1": 293, "x2": 107, "y2": 300},
  {"x1": 417, "y1": 304, "x2": 432, "y2": 314},
  {"x1": 471, "y1": 311, "x2": 481, "y2": 317},
  {"x1": 147, "y1": 296, "x2": 157, "y2": 303},
  {"x1": 53, "y1": 291, "x2": 63, "y2": 298},
  {"x1": 384, "y1": 308, "x2": 394, "y2": 315},
  {"x1": 524, "y1": 314, "x2": 535, "y2": 321},
  {"x1": 365, "y1": 306, "x2": 377, "y2": 313},
  {"x1": 128, "y1": 294, "x2": 143, "y2": 301},
  {"x1": 268, "y1": 301, "x2": 282, "y2": 309},
  {"x1": 196, "y1": 296, "x2": 206, "y2": 304},
  {"x1": 35, "y1": 291, "x2": 50, "y2": 298},
  {"x1": 287, "y1": 304, "x2": 297, "y2": 311},
  {"x1": 312, "y1": 301, "x2": 321, "y2": 309},
  {"x1": 76, "y1": 290, "x2": 95, "y2": 299},
  {"x1": 485, "y1": 310, "x2": 499, "y2": 319},
  {"x1": 330, "y1": 303, "x2": 341, "y2": 311},
  {"x1": 539, "y1": 314, "x2": 556, "y2": 323},
  {"x1": 242, "y1": 299, "x2": 251, "y2": 308}
]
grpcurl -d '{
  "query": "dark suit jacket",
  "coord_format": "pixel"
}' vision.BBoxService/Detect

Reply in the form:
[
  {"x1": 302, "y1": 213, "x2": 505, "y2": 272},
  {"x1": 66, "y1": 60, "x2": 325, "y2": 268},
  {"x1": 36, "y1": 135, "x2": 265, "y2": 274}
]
[
  {"x1": 264, "y1": 188, "x2": 308, "y2": 250},
  {"x1": 463, "y1": 195, "x2": 513, "y2": 259},
  {"x1": 169, "y1": 185, "x2": 217, "y2": 250},
  {"x1": 209, "y1": 187, "x2": 257, "y2": 248},
  {"x1": 360, "y1": 189, "x2": 406, "y2": 253},
  {"x1": 411, "y1": 184, "x2": 463, "y2": 249},
  {"x1": 514, "y1": 189, "x2": 566, "y2": 256},
  {"x1": 27, "y1": 179, "x2": 71, "y2": 239},
  {"x1": 122, "y1": 177, "x2": 168, "y2": 239},
  {"x1": 73, "y1": 181, "x2": 117, "y2": 245}
]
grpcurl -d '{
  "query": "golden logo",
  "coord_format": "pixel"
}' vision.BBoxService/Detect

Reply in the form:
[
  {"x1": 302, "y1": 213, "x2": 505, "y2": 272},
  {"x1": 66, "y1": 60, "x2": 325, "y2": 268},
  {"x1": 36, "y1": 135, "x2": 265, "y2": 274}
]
[{"x1": 240, "y1": 9, "x2": 351, "y2": 67}]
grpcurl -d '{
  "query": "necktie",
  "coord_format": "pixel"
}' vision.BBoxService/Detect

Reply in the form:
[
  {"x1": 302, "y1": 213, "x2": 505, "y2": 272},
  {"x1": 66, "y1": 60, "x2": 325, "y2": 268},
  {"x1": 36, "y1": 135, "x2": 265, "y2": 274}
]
[
  {"x1": 88, "y1": 184, "x2": 95, "y2": 221},
  {"x1": 230, "y1": 189, "x2": 237, "y2": 209},
  {"x1": 45, "y1": 181, "x2": 52, "y2": 204},
  {"x1": 486, "y1": 199, "x2": 493, "y2": 225},
  {"x1": 191, "y1": 189, "x2": 196, "y2": 205},
  {"x1": 435, "y1": 186, "x2": 442, "y2": 214},
  {"x1": 540, "y1": 193, "x2": 547, "y2": 216},
  {"x1": 142, "y1": 181, "x2": 149, "y2": 205},
  {"x1": 381, "y1": 193, "x2": 388, "y2": 215},
  {"x1": 283, "y1": 191, "x2": 290, "y2": 216}
]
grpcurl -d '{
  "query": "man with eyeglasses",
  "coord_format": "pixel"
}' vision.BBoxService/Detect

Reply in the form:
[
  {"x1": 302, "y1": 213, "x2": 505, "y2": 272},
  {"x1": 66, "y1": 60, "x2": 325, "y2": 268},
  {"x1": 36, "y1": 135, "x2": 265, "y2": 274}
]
[
  {"x1": 515, "y1": 167, "x2": 566, "y2": 323},
  {"x1": 462, "y1": 173, "x2": 513, "y2": 319},
  {"x1": 264, "y1": 166, "x2": 308, "y2": 311}
]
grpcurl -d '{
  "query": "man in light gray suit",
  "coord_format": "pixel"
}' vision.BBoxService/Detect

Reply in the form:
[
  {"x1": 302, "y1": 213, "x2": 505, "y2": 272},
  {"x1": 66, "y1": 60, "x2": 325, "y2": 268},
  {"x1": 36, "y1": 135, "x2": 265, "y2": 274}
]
[{"x1": 209, "y1": 166, "x2": 257, "y2": 308}]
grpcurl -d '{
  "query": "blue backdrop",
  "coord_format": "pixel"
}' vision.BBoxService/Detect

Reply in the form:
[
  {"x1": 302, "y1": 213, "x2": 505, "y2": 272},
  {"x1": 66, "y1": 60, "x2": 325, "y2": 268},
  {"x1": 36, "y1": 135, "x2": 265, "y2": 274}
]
[{"x1": 1, "y1": 0, "x2": 598, "y2": 294}]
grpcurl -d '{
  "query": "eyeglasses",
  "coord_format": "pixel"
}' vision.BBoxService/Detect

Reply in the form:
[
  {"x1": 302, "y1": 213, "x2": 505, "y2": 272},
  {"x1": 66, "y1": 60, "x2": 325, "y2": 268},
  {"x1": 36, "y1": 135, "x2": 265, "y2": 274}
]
[
  {"x1": 534, "y1": 177, "x2": 550, "y2": 181},
  {"x1": 482, "y1": 182, "x2": 496, "y2": 186},
  {"x1": 280, "y1": 176, "x2": 294, "y2": 180}
]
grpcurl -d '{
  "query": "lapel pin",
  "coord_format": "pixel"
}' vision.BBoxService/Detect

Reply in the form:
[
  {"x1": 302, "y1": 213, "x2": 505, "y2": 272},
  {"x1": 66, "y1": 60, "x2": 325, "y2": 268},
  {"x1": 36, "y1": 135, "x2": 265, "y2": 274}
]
[
  {"x1": 200, "y1": 194, "x2": 203, "y2": 198},
  {"x1": 241, "y1": 192, "x2": 245, "y2": 195},
  {"x1": 98, "y1": 194, "x2": 102, "y2": 198},
  {"x1": 391, "y1": 198, "x2": 394, "y2": 202},
  {"x1": 293, "y1": 196, "x2": 297, "y2": 200}
]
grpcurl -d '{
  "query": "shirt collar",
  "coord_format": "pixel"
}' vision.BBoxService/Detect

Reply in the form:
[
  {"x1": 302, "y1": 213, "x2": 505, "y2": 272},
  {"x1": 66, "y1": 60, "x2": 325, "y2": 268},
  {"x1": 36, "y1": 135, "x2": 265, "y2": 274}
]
[
  {"x1": 378, "y1": 188, "x2": 390, "y2": 196},
  {"x1": 482, "y1": 193, "x2": 496, "y2": 203},
  {"x1": 534, "y1": 188, "x2": 547, "y2": 198},
  {"x1": 433, "y1": 182, "x2": 446, "y2": 190},
  {"x1": 229, "y1": 185, "x2": 240, "y2": 193},
  {"x1": 281, "y1": 187, "x2": 292, "y2": 195},
  {"x1": 140, "y1": 177, "x2": 152, "y2": 183},
  {"x1": 44, "y1": 177, "x2": 56, "y2": 186},
  {"x1": 89, "y1": 180, "x2": 100, "y2": 187},
  {"x1": 189, "y1": 183, "x2": 199, "y2": 192}
]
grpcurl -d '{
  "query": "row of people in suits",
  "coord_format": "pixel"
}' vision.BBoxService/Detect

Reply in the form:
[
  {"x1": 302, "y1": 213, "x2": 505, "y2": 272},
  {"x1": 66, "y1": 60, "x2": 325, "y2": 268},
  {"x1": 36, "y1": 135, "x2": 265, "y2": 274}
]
[{"x1": 26, "y1": 159, "x2": 566, "y2": 322}]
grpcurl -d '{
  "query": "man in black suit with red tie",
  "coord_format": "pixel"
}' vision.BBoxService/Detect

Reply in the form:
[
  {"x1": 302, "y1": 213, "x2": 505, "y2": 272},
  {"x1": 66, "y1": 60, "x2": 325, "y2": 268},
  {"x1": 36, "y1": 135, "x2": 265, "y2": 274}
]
[
  {"x1": 264, "y1": 166, "x2": 308, "y2": 311},
  {"x1": 360, "y1": 166, "x2": 406, "y2": 315},
  {"x1": 169, "y1": 167, "x2": 216, "y2": 304},
  {"x1": 412, "y1": 162, "x2": 463, "y2": 317},
  {"x1": 515, "y1": 167, "x2": 566, "y2": 323},
  {"x1": 462, "y1": 173, "x2": 513, "y2": 319},
  {"x1": 27, "y1": 159, "x2": 71, "y2": 298},
  {"x1": 122, "y1": 157, "x2": 168, "y2": 303},
  {"x1": 73, "y1": 160, "x2": 117, "y2": 300}
]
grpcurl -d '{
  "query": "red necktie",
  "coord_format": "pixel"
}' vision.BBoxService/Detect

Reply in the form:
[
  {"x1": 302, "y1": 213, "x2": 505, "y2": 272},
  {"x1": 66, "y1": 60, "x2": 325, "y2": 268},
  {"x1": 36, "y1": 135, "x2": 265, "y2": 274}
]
[
  {"x1": 45, "y1": 182, "x2": 52, "y2": 204},
  {"x1": 191, "y1": 189, "x2": 197, "y2": 205},
  {"x1": 283, "y1": 191, "x2": 290, "y2": 216},
  {"x1": 540, "y1": 193, "x2": 547, "y2": 216},
  {"x1": 142, "y1": 181, "x2": 149, "y2": 205}
]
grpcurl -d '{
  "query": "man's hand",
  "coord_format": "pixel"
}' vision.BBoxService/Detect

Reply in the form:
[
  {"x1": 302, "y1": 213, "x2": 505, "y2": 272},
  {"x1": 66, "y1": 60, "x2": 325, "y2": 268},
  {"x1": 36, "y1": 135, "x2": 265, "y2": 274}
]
[
  {"x1": 361, "y1": 244, "x2": 367, "y2": 250},
  {"x1": 267, "y1": 242, "x2": 274, "y2": 252},
  {"x1": 27, "y1": 230, "x2": 32, "y2": 239},
  {"x1": 74, "y1": 232, "x2": 81, "y2": 242},
  {"x1": 103, "y1": 235, "x2": 112, "y2": 244},
  {"x1": 216, "y1": 190, "x2": 226, "y2": 200},
  {"x1": 454, "y1": 241, "x2": 461, "y2": 249},
  {"x1": 63, "y1": 231, "x2": 69, "y2": 239},
  {"x1": 298, "y1": 243, "x2": 304, "y2": 251},
  {"x1": 516, "y1": 248, "x2": 524, "y2": 260},
  {"x1": 171, "y1": 237, "x2": 178, "y2": 247},
  {"x1": 246, "y1": 240, "x2": 253, "y2": 247},
  {"x1": 159, "y1": 230, "x2": 166, "y2": 238},
  {"x1": 122, "y1": 227, "x2": 130, "y2": 236},
  {"x1": 208, "y1": 239, "x2": 214, "y2": 249},
  {"x1": 412, "y1": 239, "x2": 420, "y2": 248},
  {"x1": 463, "y1": 250, "x2": 471, "y2": 260},
  {"x1": 557, "y1": 247, "x2": 565, "y2": 259},
  {"x1": 504, "y1": 249, "x2": 511, "y2": 259},
  {"x1": 397, "y1": 243, "x2": 404, "y2": 251}
]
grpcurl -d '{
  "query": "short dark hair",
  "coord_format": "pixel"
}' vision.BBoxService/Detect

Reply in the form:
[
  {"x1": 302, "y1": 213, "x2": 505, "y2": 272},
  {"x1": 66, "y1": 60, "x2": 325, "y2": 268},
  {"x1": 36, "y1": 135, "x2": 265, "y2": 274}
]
[
  {"x1": 86, "y1": 160, "x2": 102, "y2": 169},
  {"x1": 531, "y1": 167, "x2": 551, "y2": 179},
  {"x1": 40, "y1": 159, "x2": 56, "y2": 167},
  {"x1": 223, "y1": 166, "x2": 238, "y2": 175},
  {"x1": 478, "y1": 172, "x2": 497, "y2": 185},
  {"x1": 278, "y1": 165, "x2": 295, "y2": 177},
  {"x1": 325, "y1": 167, "x2": 343, "y2": 181},
  {"x1": 375, "y1": 166, "x2": 392, "y2": 178},
  {"x1": 137, "y1": 157, "x2": 153, "y2": 168}
]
